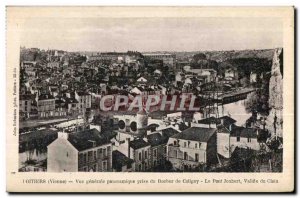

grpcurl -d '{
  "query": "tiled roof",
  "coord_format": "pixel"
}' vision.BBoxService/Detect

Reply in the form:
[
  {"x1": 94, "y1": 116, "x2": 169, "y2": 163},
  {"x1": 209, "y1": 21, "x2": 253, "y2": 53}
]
[
  {"x1": 147, "y1": 133, "x2": 164, "y2": 147},
  {"x1": 76, "y1": 91, "x2": 90, "y2": 96},
  {"x1": 129, "y1": 139, "x2": 150, "y2": 150},
  {"x1": 219, "y1": 116, "x2": 237, "y2": 126},
  {"x1": 178, "y1": 122, "x2": 189, "y2": 131},
  {"x1": 68, "y1": 128, "x2": 111, "y2": 151},
  {"x1": 112, "y1": 150, "x2": 134, "y2": 170},
  {"x1": 145, "y1": 123, "x2": 159, "y2": 130},
  {"x1": 198, "y1": 117, "x2": 219, "y2": 124},
  {"x1": 38, "y1": 94, "x2": 55, "y2": 100},
  {"x1": 161, "y1": 128, "x2": 179, "y2": 143},
  {"x1": 171, "y1": 127, "x2": 216, "y2": 142},
  {"x1": 20, "y1": 94, "x2": 33, "y2": 101},
  {"x1": 198, "y1": 116, "x2": 236, "y2": 127}
]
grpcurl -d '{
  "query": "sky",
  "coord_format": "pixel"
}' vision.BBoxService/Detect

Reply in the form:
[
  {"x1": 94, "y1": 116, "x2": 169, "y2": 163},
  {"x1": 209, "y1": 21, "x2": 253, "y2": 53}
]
[{"x1": 20, "y1": 17, "x2": 283, "y2": 52}]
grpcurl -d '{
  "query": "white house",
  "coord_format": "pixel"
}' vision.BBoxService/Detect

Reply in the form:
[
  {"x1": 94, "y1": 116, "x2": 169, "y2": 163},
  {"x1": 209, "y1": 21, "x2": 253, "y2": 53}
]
[
  {"x1": 47, "y1": 129, "x2": 113, "y2": 172},
  {"x1": 47, "y1": 132, "x2": 79, "y2": 172},
  {"x1": 137, "y1": 77, "x2": 148, "y2": 83},
  {"x1": 167, "y1": 127, "x2": 217, "y2": 171}
]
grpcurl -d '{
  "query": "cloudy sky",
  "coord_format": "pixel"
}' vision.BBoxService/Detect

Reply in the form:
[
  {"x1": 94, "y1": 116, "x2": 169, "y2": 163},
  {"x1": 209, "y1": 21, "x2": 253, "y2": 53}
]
[{"x1": 20, "y1": 17, "x2": 283, "y2": 52}]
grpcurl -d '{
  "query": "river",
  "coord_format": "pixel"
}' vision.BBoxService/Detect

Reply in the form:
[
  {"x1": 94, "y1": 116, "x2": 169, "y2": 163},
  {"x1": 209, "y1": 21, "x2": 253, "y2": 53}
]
[
  {"x1": 220, "y1": 99, "x2": 252, "y2": 126},
  {"x1": 19, "y1": 149, "x2": 47, "y2": 169}
]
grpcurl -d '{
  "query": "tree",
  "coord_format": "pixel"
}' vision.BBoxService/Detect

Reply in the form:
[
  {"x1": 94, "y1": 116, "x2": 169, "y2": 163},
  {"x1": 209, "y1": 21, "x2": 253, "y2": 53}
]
[
  {"x1": 192, "y1": 53, "x2": 207, "y2": 62},
  {"x1": 245, "y1": 92, "x2": 259, "y2": 113}
]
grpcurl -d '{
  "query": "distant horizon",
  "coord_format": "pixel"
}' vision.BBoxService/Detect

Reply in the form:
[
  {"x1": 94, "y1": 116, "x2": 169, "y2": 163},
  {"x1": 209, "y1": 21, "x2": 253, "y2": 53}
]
[
  {"x1": 20, "y1": 17, "x2": 283, "y2": 52},
  {"x1": 20, "y1": 46, "x2": 282, "y2": 54}
]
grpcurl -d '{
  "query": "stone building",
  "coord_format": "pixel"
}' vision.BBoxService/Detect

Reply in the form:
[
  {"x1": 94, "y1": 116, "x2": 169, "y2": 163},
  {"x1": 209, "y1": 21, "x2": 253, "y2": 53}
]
[
  {"x1": 37, "y1": 94, "x2": 55, "y2": 118},
  {"x1": 129, "y1": 139, "x2": 151, "y2": 172},
  {"x1": 47, "y1": 128, "x2": 112, "y2": 172},
  {"x1": 167, "y1": 127, "x2": 217, "y2": 171}
]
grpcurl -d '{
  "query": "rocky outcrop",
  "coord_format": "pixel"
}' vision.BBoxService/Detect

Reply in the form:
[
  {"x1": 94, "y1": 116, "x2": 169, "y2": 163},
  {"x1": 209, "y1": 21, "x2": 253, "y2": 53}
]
[{"x1": 266, "y1": 48, "x2": 283, "y2": 137}]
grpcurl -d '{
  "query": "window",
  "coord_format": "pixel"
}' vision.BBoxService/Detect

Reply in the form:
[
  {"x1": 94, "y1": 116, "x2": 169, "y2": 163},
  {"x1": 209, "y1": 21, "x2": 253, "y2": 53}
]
[
  {"x1": 98, "y1": 148, "x2": 103, "y2": 158},
  {"x1": 79, "y1": 153, "x2": 83, "y2": 164},
  {"x1": 138, "y1": 164, "x2": 142, "y2": 171},
  {"x1": 93, "y1": 164, "x2": 97, "y2": 172},
  {"x1": 195, "y1": 143, "x2": 198, "y2": 149},
  {"x1": 83, "y1": 153, "x2": 87, "y2": 163},
  {"x1": 154, "y1": 160, "x2": 157, "y2": 167},
  {"x1": 174, "y1": 150, "x2": 178, "y2": 158},
  {"x1": 88, "y1": 151, "x2": 93, "y2": 162},
  {"x1": 164, "y1": 146, "x2": 167, "y2": 154},
  {"x1": 66, "y1": 152, "x2": 69, "y2": 157},
  {"x1": 153, "y1": 149, "x2": 157, "y2": 157},
  {"x1": 237, "y1": 136, "x2": 240, "y2": 142},
  {"x1": 247, "y1": 138, "x2": 251, "y2": 143},
  {"x1": 102, "y1": 161, "x2": 107, "y2": 171},
  {"x1": 83, "y1": 166, "x2": 88, "y2": 172},
  {"x1": 145, "y1": 151, "x2": 148, "y2": 159},
  {"x1": 103, "y1": 148, "x2": 107, "y2": 157},
  {"x1": 184, "y1": 142, "x2": 187, "y2": 148},
  {"x1": 174, "y1": 140, "x2": 177, "y2": 145},
  {"x1": 127, "y1": 163, "x2": 132, "y2": 169},
  {"x1": 139, "y1": 152, "x2": 142, "y2": 161},
  {"x1": 94, "y1": 151, "x2": 97, "y2": 160},
  {"x1": 184, "y1": 152, "x2": 188, "y2": 160},
  {"x1": 195, "y1": 153, "x2": 199, "y2": 162}
]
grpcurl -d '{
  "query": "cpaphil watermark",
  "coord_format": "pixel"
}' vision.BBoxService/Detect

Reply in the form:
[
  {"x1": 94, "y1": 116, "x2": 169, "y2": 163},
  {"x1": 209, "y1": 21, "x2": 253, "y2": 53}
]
[{"x1": 99, "y1": 94, "x2": 201, "y2": 112}]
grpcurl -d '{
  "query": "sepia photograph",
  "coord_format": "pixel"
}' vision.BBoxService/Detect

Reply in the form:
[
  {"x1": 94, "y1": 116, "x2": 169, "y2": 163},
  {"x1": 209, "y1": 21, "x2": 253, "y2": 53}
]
[{"x1": 6, "y1": 6, "x2": 294, "y2": 192}]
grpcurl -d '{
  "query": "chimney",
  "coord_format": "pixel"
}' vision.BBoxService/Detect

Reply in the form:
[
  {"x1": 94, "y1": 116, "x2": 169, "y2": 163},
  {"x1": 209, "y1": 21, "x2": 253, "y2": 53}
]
[
  {"x1": 35, "y1": 92, "x2": 39, "y2": 102},
  {"x1": 174, "y1": 124, "x2": 179, "y2": 131},
  {"x1": 143, "y1": 137, "x2": 148, "y2": 142},
  {"x1": 90, "y1": 124, "x2": 101, "y2": 132},
  {"x1": 220, "y1": 118, "x2": 224, "y2": 125},
  {"x1": 58, "y1": 131, "x2": 68, "y2": 140}
]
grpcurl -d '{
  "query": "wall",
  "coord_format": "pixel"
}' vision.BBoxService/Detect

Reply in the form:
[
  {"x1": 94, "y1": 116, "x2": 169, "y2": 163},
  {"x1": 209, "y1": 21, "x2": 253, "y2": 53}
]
[
  {"x1": 116, "y1": 131, "x2": 133, "y2": 157},
  {"x1": 132, "y1": 146, "x2": 151, "y2": 172},
  {"x1": 230, "y1": 136, "x2": 260, "y2": 151},
  {"x1": 37, "y1": 99, "x2": 55, "y2": 118},
  {"x1": 217, "y1": 132, "x2": 231, "y2": 158},
  {"x1": 47, "y1": 138, "x2": 78, "y2": 172},
  {"x1": 78, "y1": 143, "x2": 112, "y2": 172},
  {"x1": 167, "y1": 137, "x2": 208, "y2": 170},
  {"x1": 150, "y1": 145, "x2": 166, "y2": 168}
]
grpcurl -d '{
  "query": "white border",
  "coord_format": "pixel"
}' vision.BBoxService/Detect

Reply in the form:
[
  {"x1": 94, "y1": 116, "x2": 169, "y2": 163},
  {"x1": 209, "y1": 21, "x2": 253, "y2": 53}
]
[{"x1": 1, "y1": 0, "x2": 299, "y2": 197}]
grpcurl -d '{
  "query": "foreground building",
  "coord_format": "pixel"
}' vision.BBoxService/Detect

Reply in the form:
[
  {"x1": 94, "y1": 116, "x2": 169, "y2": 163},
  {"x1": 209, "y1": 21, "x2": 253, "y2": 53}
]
[
  {"x1": 112, "y1": 150, "x2": 134, "y2": 172},
  {"x1": 147, "y1": 127, "x2": 179, "y2": 169},
  {"x1": 167, "y1": 127, "x2": 217, "y2": 171},
  {"x1": 129, "y1": 139, "x2": 151, "y2": 172},
  {"x1": 47, "y1": 128, "x2": 112, "y2": 172}
]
